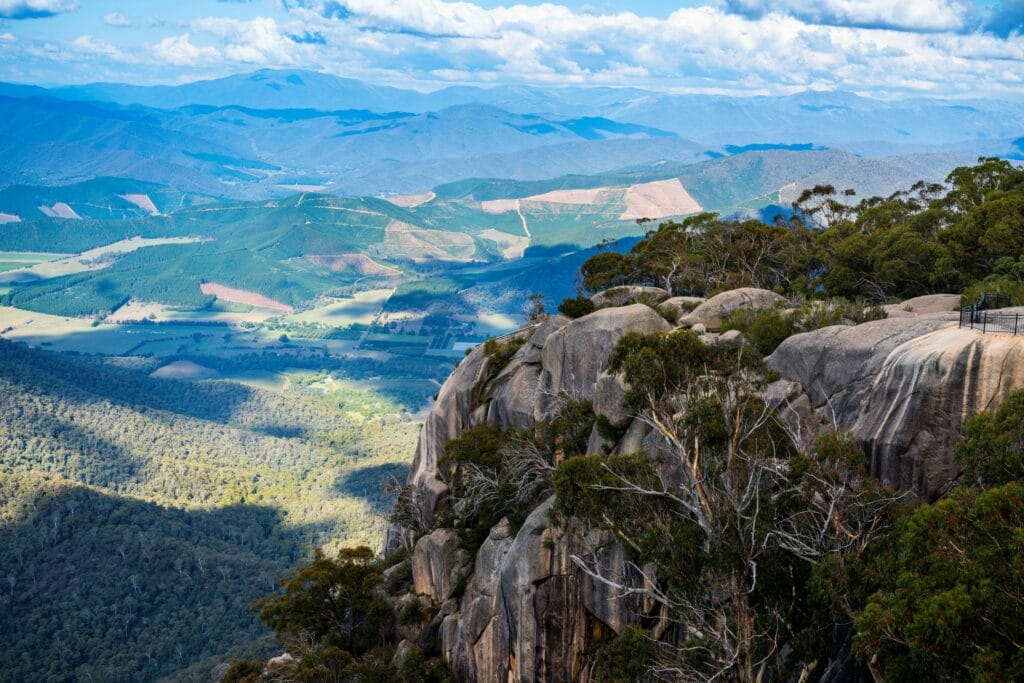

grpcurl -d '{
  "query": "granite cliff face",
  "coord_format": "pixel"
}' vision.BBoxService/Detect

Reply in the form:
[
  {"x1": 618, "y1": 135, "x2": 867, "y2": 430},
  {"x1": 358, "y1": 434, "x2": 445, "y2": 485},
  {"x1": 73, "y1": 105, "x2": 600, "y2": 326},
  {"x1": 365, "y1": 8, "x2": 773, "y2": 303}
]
[
  {"x1": 768, "y1": 300, "x2": 1024, "y2": 497},
  {"x1": 391, "y1": 288, "x2": 1024, "y2": 681}
]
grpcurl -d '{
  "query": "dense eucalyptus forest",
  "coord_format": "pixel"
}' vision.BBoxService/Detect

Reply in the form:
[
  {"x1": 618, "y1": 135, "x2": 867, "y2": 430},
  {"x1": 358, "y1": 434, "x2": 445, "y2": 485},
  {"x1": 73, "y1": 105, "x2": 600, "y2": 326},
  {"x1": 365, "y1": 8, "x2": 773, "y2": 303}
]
[{"x1": 0, "y1": 341, "x2": 420, "y2": 681}]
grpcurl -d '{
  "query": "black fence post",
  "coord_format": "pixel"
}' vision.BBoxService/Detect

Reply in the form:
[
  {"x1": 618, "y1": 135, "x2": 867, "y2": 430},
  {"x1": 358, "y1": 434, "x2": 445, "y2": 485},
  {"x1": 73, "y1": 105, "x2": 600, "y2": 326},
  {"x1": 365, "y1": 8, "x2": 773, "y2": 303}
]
[{"x1": 983, "y1": 312, "x2": 987, "y2": 334}]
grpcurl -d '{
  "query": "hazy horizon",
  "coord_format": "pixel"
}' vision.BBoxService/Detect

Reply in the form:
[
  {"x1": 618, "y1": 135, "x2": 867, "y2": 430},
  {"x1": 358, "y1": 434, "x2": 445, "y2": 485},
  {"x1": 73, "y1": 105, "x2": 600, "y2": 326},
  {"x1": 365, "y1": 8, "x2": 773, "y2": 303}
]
[{"x1": 0, "y1": 0, "x2": 1022, "y2": 98}]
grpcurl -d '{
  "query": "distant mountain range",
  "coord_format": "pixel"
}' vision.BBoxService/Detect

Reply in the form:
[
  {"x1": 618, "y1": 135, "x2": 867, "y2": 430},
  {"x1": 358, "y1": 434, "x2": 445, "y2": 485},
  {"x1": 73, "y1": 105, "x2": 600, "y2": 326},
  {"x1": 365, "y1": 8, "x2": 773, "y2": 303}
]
[
  {"x1": 42, "y1": 69, "x2": 1024, "y2": 149},
  {"x1": 0, "y1": 69, "x2": 1020, "y2": 198}
]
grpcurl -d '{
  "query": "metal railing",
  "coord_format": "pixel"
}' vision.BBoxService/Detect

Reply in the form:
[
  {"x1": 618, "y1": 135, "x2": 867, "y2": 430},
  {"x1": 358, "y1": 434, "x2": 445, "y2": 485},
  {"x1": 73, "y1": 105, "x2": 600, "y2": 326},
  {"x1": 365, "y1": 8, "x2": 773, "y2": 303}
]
[{"x1": 959, "y1": 292, "x2": 1020, "y2": 335}]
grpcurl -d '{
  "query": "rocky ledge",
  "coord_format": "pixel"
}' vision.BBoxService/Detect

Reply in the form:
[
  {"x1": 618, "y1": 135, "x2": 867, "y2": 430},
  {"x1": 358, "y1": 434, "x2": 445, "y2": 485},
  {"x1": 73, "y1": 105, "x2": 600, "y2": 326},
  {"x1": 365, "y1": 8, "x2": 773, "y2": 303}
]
[{"x1": 388, "y1": 287, "x2": 1024, "y2": 681}]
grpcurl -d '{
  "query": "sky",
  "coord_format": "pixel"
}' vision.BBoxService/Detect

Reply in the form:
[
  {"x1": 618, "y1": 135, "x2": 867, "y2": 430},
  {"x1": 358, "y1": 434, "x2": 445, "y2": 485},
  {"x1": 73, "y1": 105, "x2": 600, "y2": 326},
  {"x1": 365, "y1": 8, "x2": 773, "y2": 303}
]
[{"x1": 0, "y1": 0, "x2": 1021, "y2": 98}]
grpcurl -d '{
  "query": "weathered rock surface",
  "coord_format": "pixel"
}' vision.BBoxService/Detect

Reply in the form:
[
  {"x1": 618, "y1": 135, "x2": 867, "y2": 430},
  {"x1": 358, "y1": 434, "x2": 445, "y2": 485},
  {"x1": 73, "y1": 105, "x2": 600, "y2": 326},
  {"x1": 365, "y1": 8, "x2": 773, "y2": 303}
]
[
  {"x1": 718, "y1": 329, "x2": 744, "y2": 346},
  {"x1": 681, "y1": 287, "x2": 787, "y2": 330},
  {"x1": 593, "y1": 371, "x2": 631, "y2": 428},
  {"x1": 413, "y1": 529, "x2": 470, "y2": 603},
  {"x1": 590, "y1": 285, "x2": 669, "y2": 308},
  {"x1": 884, "y1": 293, "x2": 960, "y2": 317},
  {"x1": 389, "y1": 286, "x2": 1024, "y2": 681},
  {"x1": 537, "y1": 304, "x2": 671, "y2": 420},
  {"x1": 485, "y1": 361, "x2": 541, "y2": 429},
  {"x1": 443, "y1": 499, "x2": 648, "y2": 683},
  {"x1": 395, "y1": 344, "x2": 490, "y2": 539},
  {"x1": 522, "y1": 315, "x2": 569, "y2": 364},
  {"x1": 769, "y1": 315, "x2": 1024, "y2": 495},
  {"x1": 658, "y1": 295, "x2": 706, "y2": 319}
]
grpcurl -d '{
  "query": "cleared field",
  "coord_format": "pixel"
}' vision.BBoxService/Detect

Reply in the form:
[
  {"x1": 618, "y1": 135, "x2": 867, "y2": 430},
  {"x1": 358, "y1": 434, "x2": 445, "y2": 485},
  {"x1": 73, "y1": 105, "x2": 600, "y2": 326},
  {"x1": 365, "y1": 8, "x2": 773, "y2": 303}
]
[
  {"x1": 382, "y1": 220, "x2": 476, "y2": 261},
  {"x1": 0, "y1": 252, "x2": 71, "y2": 272},
  {"x1": 107, "y1": 299, "x2": 279, "y2": 324},
  {"x1": 219, "y1": 369, "x2": 290, "y2": 392},
  {"x1": 527, "y1": 187, "x2": 617, "y2": 205},
  {"x1": 200, "y1": 283, "x2": 293, "y2": 312},
  {"x1": 289, "y1": 289, "x2": 393, "y2": 326},
  {"x1": 150, "y1": 360, "x2": 218, "y2": 379},
  {"x1": 119, "y1": 193, "x2": 160, "y2": 216},
  {"x1": 39, "y1": 202, "x2": 81, "y2": 219},
  {"x1": 0, "y1": 251, "x2": 69, "y2": 262},
  {"x1": 0, "y1": 305, "x2": 88, "y2": 331},
  {"x1": 384, "y1": 191, "x2": 435, "y2": 208},
  {"x1": 304, "y1": 253, "x2": 401, "y2": 277},
  {"x1": 470, "y1": 311, "x2": 520, "y2": 335},
  {"x1": 364, "y1": 332, "x2": 431, "y2": 345},
  {"x1": 479, "y1": 228, "x2": 530, "y2": 259},
  {"x1": 620, "y1": 178, "x2": 702, "y2": 220}
]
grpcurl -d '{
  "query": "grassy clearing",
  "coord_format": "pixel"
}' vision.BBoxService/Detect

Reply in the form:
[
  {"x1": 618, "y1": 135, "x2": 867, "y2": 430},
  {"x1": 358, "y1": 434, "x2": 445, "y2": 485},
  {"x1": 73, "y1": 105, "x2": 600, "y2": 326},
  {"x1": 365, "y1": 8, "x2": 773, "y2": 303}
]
[
  {"x1": 289, "y1": 289, "x2": 393, "y2": 326},
  {"x1": 0, "y1": 251, "x2": 69, "y2": 261}
]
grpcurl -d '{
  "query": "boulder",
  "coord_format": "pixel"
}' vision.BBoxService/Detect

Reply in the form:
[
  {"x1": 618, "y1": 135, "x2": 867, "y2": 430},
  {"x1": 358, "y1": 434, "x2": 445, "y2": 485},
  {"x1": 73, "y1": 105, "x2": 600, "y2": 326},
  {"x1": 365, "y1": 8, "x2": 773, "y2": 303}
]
[
  {"x1": 486, "y1": 361, "x2": 541, "y2": 429},
  {"x1": 768, "y1": 315, "x2": 1024, "y2": 495},
  {"x1": 522, "y1": 315, "x2": 569, "y2": 364},
  {"x1": 413, "y1": 529, "x2": 469, "y2": 603},
  {"x1": 658, "y1": 295, "x2": 706, "y2": 318},
  {"x1": 613, "y1": 418, "x2": 652, "y2": 455},
  {"x1": 884, "y1": 293, "x2": 960, "y2": 318},
  {"x1": 586, "y1": 424, "x2": 614, "y2": 456},
  {"x1": 718, "y1": 329, "x2": 743, "y2": 346},
  {"x1": 681, "y1": 287, "x2": 787, "y2": 331},
  {"x1": 265, "y1": 653, "x2": 296, "y2": 671},
  {"x1": 593, "y1": 371, "x2": 631, "y2": 428},
  {"x1": 537, "y1": 304, "x2": 671, "y2": 420},
  {"x1": 590, "y1": 286, "x2": 669, "y2": 308}
]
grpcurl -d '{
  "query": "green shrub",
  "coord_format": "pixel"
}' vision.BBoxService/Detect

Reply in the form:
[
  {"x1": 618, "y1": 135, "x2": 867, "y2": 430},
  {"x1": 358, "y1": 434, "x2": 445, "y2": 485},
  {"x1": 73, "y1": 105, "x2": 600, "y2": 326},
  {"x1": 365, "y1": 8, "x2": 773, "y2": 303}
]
[
  {"x1": 385, "y1": 559, "x2": 413, "y2": 594},
  {"x1": 537, "y1": 397, "x2": 596, "y2": 457},
  {"x1": 398, "y1": 646, "x2": 457, "y2": 683},
  {"x1": 593, "y1": 626, "x2": 658, "y2": 683},
  {"x1": 438, "y1": 423, "x2": 510, "y2": 482},
  {"x1": 482, "y1": 335, "x2": 527, "y2": 379},
  {"x1": 854, "y1": 483, "x2": 1024, "y2": 682},
  {"x1": 558, "y1": 295, "x2": 596, "y2": 319},
  {"x1": 220, "y1": 659, "x2": 265, "y2": 682},
  {"x1": 254, "y1": 546, "x2": 395, "y2": 656},
  {"x1": 721, "y1": 308, "x2": 796, "y2": 355},
  {"x1": 655, "y1": 302, "x2": 679, "y2": 324},
  {"x1": 956, "y1": 389, "x2": 1024, "y2": 487},
  {"x1": 960, "y1": 276, "x2": 1024, "y2": 308},
  {"x1": 606, "y1": 329, "x2": 764, "y2": 408},
  {"x1": 398, "y1": 599, "x2": 429, "y2": 626}
]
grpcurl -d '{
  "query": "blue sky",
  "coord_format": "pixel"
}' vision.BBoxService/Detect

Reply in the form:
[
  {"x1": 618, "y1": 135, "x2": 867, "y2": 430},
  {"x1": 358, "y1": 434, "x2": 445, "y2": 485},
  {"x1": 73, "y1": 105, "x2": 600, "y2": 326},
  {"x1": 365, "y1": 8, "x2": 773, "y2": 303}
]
[{"x1": 0, "y1": 0, "x2": 1021, "y2": 97}]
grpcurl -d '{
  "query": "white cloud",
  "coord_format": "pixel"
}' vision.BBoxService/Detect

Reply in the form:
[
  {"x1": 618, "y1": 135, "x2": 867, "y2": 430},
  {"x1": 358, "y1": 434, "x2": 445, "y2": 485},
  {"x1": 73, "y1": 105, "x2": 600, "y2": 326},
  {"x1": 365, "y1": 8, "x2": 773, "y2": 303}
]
[
  {"x1": 3, "y1": 0, "x2": 1024, "y2": 98},
  {"x1": 723, "y1": 0, "x2": 971, "y2": 32},
  {"x1": 279, "y1": 0, "x2": 1024, "y2": 96},
  {"x1": 0, "y1": 32, "x2": 14, "y2": 42},
  {"x1": 0, "y1": 0, "x2": 76, "y2": 20},
  {"x1": 191, "y1": 16, "x2": 307, "y2": 64},
  {"x1": 72, "y1": 35, "x2": 136, "y2": 62},
  {"x1": 152, "y1": 33, "x2": 222, "y2": 66},
  {"x1": 103, "y1": 11, "x2": 131, "y2": 28}
]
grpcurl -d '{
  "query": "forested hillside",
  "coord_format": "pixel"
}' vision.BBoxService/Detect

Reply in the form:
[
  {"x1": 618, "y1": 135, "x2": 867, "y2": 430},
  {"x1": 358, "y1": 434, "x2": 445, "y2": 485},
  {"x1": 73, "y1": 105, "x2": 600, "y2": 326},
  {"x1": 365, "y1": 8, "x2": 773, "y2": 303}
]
[{"x1": 0, "y1": 341, "x2": 419, "y2": 681}]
